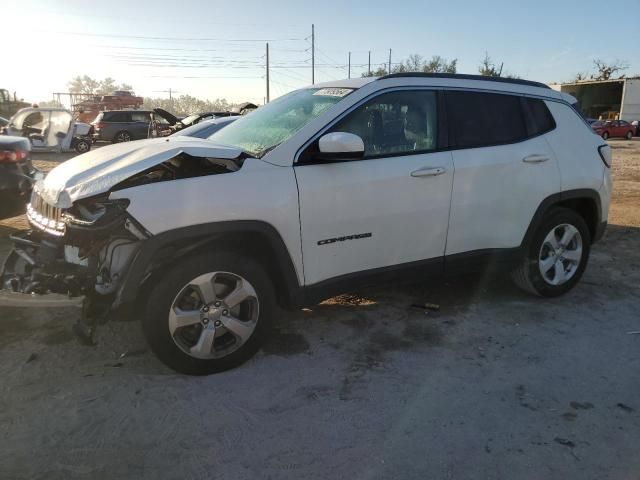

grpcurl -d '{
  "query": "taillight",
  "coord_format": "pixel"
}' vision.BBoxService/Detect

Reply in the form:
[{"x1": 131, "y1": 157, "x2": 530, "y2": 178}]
[
  {"x1": 94, "y1": 122, "x2": 106, "y2": 129},
  {"x1": 598, "y1": 144, "x2": 612, "y2": 168},
  {"x1": 0, "y1": 150, "x2": 28, "y2": 163}
]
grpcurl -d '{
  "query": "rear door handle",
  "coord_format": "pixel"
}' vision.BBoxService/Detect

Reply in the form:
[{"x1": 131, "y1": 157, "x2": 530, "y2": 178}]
[
  {"x1": 522, "y1": 154, "x2": 549, "y2": 163},
  {"x1": 410, "y1": 166, "x2": 447, "y2": 177}
]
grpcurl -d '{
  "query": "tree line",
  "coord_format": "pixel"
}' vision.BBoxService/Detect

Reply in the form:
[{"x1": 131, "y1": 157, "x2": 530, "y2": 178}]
[
  {"x1": 363, "y1": 53, "x2": 636, "y2": 82},
  {"x1": 362, "y1": 52, "x2": 518, "y2": 78},
  {"x1": 45, "y1": 59, "x2": 637, "y2": 113},
  {"x1": 61, "y1": 75, "x2": 234, "y2": 116},
  {"x1": 572, "y1": 59, "x2": 636, "y2": 82}
]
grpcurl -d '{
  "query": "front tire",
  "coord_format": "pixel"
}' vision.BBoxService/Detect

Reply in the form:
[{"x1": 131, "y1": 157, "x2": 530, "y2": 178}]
[
  {"x1": 602, "y1": 131, "x2": 609, "y2": 140},
  {"x1": 511, "y1": 207, "x2": 591, "y2": 297},
  {"x1": 626, "y1": 131, "x2": 633, "y2": 140},
  {"x1": 142, "y1": 251, "x2": 275, "y2": 375}
]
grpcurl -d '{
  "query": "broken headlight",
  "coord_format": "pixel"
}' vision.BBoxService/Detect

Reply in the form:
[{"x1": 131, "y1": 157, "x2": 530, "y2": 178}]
[
  {"x1": 26, "y1": 191, "x2": 66, "y2": 237},
  {"x1": 63, "y1": 198, "x2": 130, "y2": 227}
]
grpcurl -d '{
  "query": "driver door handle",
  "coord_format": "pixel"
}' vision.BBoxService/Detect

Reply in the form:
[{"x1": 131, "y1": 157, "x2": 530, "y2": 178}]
[
  {"x1": 522, "y1": 154, "x2": 549, "y2": 163},
  {"x1": 411, "y1": 166, "x2": 447, "y2": 178}
]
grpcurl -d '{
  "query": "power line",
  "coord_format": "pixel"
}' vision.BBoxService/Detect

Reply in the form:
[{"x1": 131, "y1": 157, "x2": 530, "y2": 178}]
[
  {"x1": 49, "y1": 30, "x2": 307, "y2": 42},
  {"x1": 105, "y1": 53, "x2": 325, "y2": 67},
  {"x1": 271, "y1": 68, "x2": 309, "y2": 84},
  {"x1": 93, "y1": 44, "x2": 309, "y2": 55},
  {"x1": 269, "y1": 75, "x2": 298, "y2": 90},
  {"x1": 314, "y1": 46, "x2": 344, "y2": 67},
  {"x1": 316, "y1": 67, "x2": 341, "y2": 81},
  {"x1": 23, "y1": 9, "x2": 308, "y2": 29},
  {"x1": 146, "y1": 75, "x2": 262, "y2": 79}
]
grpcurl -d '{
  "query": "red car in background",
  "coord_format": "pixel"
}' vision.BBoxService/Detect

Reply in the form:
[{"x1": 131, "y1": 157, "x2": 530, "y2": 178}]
[{"x1": 592, "y1": 120, "x2": 637, "y2": 140}]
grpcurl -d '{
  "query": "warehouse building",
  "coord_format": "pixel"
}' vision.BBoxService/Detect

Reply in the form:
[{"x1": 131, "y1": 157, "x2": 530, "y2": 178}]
[{"x1": 549, "y1": 78, "x2": 640, "y2": 122}]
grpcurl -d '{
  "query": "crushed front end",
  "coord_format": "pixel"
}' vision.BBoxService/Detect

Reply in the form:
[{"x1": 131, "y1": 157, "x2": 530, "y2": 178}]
[{"x1": 1, "y1": 187, "x2": 148, "y2": 343}]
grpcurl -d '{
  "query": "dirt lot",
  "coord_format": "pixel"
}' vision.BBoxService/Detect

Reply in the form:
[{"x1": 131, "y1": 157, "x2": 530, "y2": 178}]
[{"x1": 1, "y1": 143, "x2": 639, "y2": 479}]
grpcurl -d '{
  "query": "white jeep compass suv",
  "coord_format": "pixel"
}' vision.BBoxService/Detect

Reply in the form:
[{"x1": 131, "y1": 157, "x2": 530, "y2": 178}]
[{"x1": 2, "y1": 73, "x2": 612, "y2": 374}]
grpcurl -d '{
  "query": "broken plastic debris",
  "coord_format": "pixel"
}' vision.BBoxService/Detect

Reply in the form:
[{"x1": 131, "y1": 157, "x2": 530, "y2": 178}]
[
  {"x1": 118, "y1": 348, "x2": 147, "y2": 359},
  {"x1": 553, "y1": 437, "x2": 575, "y2": 448},
  {"x1": 617, "y1": 403, "x2": 635, "y2": 413},
  {"x1": 411, "y1": 302, "x2": 441, "y2": 312}
]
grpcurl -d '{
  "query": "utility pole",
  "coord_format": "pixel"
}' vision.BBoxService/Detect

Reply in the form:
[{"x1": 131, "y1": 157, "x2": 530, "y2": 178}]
[
  {"x1": 266, "y1": 42, "x2": 270, "y2": 103},
  {"x1": 348, "y1": 52, "x2": 351, "y2": 79},
  {"x1": 153, "y1": 89, "x2": 179, "y2": 111},
  {"x1": 388, "y1": 48, "x2": 392, "y2": 74},
  {"x1": 311, "y1": 24, "x2": 315, "y2": 84},
  {"x1": 368, "y1": 50, "x2": 371, "y2": 76}
]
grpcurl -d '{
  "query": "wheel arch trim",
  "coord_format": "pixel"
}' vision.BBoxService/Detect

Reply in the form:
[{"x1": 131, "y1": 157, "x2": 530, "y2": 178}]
[
  {"x1": 522, "y1": 188, "x2": 603, "y2": 249},
  {"x1": 115, "y1": 220, "x2": 303, "y2": 308}
]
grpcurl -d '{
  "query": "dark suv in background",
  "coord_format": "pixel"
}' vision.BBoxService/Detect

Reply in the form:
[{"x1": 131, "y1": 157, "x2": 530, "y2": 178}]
[{"x1": 91, "y1": 110, "x2": 175, "y2": 143}]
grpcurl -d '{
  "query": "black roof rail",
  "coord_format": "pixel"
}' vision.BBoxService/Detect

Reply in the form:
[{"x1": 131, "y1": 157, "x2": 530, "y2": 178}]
[{"x1": 379, "y1": 72, "x2": 551, "y2": 90}]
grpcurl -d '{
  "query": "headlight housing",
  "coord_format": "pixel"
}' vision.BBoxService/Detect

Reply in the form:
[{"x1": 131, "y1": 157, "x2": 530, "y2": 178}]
[
  {"x1": 64, "y1": 197, "x2": 130, "y2": 227},
  {"x1": 26, "y1": 190, "x2": 66, "y2": 236}
]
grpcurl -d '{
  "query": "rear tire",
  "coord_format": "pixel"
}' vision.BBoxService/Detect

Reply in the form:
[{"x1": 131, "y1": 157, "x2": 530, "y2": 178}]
[
  {"x1": 114, "y1": 130, "x2": 132, "y2": 143},
  {"x1": 74, "y1": 139, "x2": 91, "y2": 153},
  {"x1": 142, "y1": 251, "x2": 275, "y2": 375},
  {"x1": 511, "y1": 207, "x2": 591, "y2": 297}
]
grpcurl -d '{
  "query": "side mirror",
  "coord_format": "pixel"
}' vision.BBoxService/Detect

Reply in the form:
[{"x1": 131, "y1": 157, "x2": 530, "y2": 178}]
[{"x1": 314, "y1": 132, "x2": 365, "y2": 161}]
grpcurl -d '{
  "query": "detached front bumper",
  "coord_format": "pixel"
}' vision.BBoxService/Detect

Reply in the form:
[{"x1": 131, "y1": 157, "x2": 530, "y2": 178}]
[
  {"x1": 1, "y1": 231, "x2": 95, "y2": 341},
  {"x1": 1, "y1": 231, "x2": 91, "y2": 298}
]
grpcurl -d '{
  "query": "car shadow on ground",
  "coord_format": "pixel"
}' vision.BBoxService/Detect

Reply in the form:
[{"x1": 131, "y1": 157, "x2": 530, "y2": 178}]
[{"x1": 0, "y1": 223, "x2": 637, "y2": 377}]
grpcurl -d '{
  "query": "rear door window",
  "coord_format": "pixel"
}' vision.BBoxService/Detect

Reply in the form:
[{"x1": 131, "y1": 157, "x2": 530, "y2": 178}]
[
  {"x1": 106, "y1": 112, "x2": 131, "y2": 122},
  {"x1": 446, "y1": 91, "x2": 526, "y2": 148}
]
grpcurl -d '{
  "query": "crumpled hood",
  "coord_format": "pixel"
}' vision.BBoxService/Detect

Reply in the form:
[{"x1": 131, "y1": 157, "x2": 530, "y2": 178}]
[{"x1": 38, "y1": 137, "x2": 244, "y2": 208}]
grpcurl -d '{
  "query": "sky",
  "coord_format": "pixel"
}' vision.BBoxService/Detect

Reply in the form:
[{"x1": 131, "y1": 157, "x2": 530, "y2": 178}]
[{"x1": 4, "y1": 0, "x2": 640, "y2": 107}]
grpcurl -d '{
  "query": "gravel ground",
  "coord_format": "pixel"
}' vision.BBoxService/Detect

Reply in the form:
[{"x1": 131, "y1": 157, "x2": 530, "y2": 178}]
[{"x1": 0, "y1": 141, "x2": 639, "y2": 479}]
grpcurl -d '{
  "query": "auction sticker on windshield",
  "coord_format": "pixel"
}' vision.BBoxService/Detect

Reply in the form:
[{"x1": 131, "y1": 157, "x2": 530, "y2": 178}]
[{"x1": 313, "y1": 88, "x2": 353, "y2": 97}]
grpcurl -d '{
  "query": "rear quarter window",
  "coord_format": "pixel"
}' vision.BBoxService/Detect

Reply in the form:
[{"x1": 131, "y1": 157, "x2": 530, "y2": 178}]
[
  {"x1": 131, "y1": 112, "x2": 151, "y2": 122},
  {"x1": 521, "y1": 97, "x2": 556, "y2": 137}
]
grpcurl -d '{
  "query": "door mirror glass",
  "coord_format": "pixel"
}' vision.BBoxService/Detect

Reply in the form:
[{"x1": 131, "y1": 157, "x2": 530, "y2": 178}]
[{"x1": 315, "y1": 132, "x2": 364, "y2": 160}]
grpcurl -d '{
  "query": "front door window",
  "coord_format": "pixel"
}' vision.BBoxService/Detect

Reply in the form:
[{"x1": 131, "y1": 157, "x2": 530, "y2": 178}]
[{"x1": 327, "y1": 90, "x2": 438, "y2": 158}]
